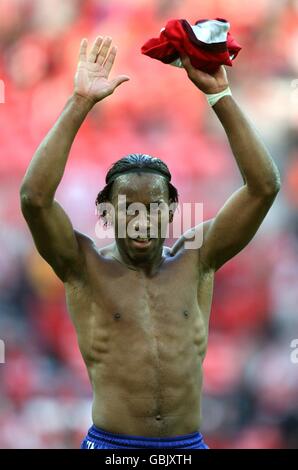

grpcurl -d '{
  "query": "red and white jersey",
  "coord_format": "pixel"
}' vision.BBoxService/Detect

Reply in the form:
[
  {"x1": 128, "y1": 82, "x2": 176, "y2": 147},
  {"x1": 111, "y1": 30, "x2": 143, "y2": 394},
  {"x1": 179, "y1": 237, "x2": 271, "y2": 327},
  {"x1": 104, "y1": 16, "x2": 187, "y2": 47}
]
[{"x1": 141, "y1": 18, "x2": 242, "y2": 74}]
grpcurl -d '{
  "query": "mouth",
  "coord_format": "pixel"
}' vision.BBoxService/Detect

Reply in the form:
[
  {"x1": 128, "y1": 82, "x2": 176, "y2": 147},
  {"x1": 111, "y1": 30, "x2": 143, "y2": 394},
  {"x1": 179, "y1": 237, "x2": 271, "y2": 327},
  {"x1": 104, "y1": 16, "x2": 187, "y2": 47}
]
[{"x1": 129, "y1": 237, "x2": 153, "y2": 249}]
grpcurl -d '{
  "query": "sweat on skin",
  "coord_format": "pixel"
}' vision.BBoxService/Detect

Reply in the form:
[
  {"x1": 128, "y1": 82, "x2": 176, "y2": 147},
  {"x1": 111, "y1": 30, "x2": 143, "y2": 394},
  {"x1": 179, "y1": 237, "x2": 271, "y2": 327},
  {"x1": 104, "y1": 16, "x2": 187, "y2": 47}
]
[{"x1": 19, "y1": 35, "x2": 280, "y2": 445}]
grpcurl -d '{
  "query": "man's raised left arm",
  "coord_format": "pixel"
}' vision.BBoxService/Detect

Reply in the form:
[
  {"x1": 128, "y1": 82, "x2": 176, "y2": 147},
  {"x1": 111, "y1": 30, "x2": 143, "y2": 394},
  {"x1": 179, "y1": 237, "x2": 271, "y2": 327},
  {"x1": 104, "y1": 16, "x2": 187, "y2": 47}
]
[{"x1": 181, "y1": 56, "x2": 281, "y2": 270}]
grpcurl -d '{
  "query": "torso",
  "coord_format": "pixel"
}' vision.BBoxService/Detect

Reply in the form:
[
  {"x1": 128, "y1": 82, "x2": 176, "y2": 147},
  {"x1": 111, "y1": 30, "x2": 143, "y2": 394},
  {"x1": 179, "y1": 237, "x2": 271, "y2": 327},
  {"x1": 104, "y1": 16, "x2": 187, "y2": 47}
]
[{"x1": 65, "y1": 235, "x2": 214, "y2": 437}]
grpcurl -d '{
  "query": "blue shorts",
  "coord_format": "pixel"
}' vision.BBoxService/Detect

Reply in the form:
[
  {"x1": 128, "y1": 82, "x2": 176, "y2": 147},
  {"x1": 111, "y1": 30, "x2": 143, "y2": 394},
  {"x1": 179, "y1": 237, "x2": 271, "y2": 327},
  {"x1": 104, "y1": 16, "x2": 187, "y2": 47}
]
[{"x1": 81, "y1": 425, "x2": 209, "y2": 449}]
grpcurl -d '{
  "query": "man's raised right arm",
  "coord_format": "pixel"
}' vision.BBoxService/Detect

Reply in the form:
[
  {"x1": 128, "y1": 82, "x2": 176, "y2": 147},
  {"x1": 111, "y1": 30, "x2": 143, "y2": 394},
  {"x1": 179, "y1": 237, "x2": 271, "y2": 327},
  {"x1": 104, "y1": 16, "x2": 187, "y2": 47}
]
[{"x1": 20, "y1": 36, "x2": 129, "y2": 281}]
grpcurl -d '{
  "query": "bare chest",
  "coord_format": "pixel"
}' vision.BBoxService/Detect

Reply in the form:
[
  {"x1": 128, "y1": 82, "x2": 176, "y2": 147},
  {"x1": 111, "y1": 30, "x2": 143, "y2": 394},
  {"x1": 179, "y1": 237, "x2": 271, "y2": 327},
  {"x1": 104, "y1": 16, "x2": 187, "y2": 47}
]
[{"x1": 65, "y1": 252, "x2": 214, "y2": 367}]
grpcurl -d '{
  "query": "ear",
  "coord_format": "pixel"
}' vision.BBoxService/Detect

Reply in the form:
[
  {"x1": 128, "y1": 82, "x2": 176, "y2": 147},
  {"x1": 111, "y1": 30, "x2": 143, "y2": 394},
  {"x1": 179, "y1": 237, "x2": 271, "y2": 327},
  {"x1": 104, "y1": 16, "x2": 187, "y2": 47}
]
[
  {"x1": 169, "y1": 200, "x2": 177, "y2": 223},
  {"x1": 97, "y1": 202, "x2": 114, "y2": 228},
  {"x1": 104, "y1": 212, "x2": 114, "y2": 228}
]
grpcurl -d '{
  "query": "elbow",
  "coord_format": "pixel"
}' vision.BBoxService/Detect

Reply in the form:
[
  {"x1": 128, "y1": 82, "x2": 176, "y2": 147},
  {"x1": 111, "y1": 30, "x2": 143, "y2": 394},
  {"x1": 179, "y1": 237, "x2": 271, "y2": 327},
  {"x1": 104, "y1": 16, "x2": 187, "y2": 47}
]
[
  {"x1": 265, "y1": 171, "x2": 281, "y2": 197},
  {"x1": 20, "y1": 191, "x2": 37, "y2": 210},
  {"x1": 258, "y1": 174, "x2": 281, "y2": 199},
  {"x1": 247, "y1": 174, "x2": 281, "y2": 200},
  {"x1": 20, "y1": 184, "x2": 51, "y2": 210}
]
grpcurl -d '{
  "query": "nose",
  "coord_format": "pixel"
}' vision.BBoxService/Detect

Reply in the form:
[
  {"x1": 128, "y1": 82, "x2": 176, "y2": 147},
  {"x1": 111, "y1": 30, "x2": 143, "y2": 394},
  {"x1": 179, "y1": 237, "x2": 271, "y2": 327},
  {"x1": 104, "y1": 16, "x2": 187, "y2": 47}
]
[{"x1": 133, "y1": 209, "x2": 152, "y2": 235}]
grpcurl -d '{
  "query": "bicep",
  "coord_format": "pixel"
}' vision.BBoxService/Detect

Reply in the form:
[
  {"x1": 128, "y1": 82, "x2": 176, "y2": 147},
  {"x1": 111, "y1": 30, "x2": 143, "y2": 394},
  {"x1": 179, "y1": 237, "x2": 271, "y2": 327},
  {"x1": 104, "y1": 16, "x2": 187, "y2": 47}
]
[
  {"x1": 200, "y1": 185, "x2": 276, "y2": 270},
  {"x1": 21, "y1": 199, "x2": 83, "y2": 281}
]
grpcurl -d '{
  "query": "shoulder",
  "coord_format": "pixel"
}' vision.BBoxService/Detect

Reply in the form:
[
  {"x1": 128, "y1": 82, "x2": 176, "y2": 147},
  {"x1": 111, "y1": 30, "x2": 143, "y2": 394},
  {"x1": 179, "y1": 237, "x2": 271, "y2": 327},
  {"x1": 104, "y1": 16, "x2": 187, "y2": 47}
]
[
  {"x1": 74, "y1": 230, "x2": 98, "y2": 250},
  {"x1": 170, "y1": 219, "x2": 214, "y2": 256},
  {"x1": 73, "y1": 231, "x2": 110, "y2": 266},
  {"x1": 66, "y1": 232, "x2": 114, "y2": 283},
  {"x1": 74, "y1": 231, "x2": 117, "y2": 259},
  {"x1": 166, "y1": 220, "x2": 216, "y2": 275}
]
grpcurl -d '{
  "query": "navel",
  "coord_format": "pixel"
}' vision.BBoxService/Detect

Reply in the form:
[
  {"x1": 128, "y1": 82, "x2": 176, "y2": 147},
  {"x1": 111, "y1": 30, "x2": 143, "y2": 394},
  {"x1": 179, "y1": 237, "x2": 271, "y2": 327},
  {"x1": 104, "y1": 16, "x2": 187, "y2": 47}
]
[
  {"x1": 183, "y1": 310, "x2": 190, "y2": 318},
  {"x1": 113, "y1": 312, "x2": 121, "y2": 320}
]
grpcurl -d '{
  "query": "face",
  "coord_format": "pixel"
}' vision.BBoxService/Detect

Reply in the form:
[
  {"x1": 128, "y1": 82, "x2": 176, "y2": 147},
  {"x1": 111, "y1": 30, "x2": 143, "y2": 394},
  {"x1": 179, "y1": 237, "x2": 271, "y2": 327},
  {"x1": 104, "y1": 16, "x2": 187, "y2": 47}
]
[{"x1": 110, "y1": 173, "x2": 173, "y2": 263}]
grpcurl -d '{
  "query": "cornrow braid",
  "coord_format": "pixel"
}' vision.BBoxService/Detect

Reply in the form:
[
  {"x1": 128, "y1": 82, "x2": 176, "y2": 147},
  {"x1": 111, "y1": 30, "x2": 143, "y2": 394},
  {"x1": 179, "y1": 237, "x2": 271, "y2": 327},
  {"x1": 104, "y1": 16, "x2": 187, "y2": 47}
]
[{"x1": 95, "y1": 154, "x2": 178, "y2": 225}]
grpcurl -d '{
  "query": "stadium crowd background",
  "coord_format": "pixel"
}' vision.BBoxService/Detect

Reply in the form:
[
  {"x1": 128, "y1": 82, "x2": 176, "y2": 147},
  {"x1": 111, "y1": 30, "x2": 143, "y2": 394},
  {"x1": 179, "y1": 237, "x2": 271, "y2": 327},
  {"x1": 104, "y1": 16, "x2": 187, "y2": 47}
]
[{"x1": 0, "y1": 0, "x2": 298, "y2": 448}]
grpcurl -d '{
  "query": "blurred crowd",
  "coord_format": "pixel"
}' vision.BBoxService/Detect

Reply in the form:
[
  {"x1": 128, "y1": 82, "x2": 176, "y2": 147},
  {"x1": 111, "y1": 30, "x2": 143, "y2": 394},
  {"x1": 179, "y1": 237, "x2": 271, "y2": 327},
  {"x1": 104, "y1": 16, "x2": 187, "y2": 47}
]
[{"x1": 0, "y1": 0, "x2": 298, "y2": 448}]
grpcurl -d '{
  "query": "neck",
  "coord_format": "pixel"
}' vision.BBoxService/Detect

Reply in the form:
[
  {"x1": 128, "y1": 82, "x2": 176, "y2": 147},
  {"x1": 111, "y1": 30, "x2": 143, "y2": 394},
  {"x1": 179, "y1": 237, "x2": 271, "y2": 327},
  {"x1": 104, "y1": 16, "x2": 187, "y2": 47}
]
[{"x1": 113, "y1": 242, "x2": 165, "y2": 276}]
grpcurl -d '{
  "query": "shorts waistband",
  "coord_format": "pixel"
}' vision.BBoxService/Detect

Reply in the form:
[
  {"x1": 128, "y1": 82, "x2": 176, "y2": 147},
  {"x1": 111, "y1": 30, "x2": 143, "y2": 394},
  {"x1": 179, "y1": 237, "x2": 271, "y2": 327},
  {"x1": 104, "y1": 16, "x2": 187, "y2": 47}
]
[{"x1": 86, "y1": 425, "x2": 205, "y2": 449}]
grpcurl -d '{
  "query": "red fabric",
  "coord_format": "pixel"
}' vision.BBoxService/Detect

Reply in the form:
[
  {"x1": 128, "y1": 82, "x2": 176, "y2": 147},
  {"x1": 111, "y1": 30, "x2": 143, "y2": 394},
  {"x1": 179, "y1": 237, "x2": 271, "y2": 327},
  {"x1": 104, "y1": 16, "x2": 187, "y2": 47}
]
[{"x1": 141, "y1": 18, "x2": 241, "y2": 74}]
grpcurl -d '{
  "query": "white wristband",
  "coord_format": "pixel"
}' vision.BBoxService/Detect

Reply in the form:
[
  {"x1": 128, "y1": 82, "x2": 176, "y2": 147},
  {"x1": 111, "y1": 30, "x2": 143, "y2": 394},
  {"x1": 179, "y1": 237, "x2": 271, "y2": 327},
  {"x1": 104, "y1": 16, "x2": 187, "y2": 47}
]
[{"x1": 206, "y1": 87, "x2": 232, "y2": 107}]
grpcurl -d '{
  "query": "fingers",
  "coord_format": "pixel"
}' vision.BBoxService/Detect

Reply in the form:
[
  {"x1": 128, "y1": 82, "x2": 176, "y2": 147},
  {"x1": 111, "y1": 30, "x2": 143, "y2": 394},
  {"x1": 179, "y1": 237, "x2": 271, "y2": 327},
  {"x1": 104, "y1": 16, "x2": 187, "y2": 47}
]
[
  {"x1": 180, "y1": 53, "x2": 188, "y2": 63},
  {"x1": 96, "y1": 36, "x2": 112, "y2": 65},
  {"x1": 79, "y1": 38, "x2": 88, "y2": 62},
  {"x1": 215, "y1": 65, "x2": 227, "y2": 79},
  {"x1": 78, "y1": 35, "x2": 127, "y2": 90},
  {"x1": 103, "y1": 45, "x2": 117, "y2": 75},
  {"x1": 110, "y1": 75, "x2": 130, "y2": 90},
  {"x1": 180, "y1": 54, "x2": 192, "y2": 72},
  {"x1": 88, "y1": 36, "x2": 103, "y2": 63},
  {"x1": 81, "y1": 35, "x2": 117, "y2": 69}
]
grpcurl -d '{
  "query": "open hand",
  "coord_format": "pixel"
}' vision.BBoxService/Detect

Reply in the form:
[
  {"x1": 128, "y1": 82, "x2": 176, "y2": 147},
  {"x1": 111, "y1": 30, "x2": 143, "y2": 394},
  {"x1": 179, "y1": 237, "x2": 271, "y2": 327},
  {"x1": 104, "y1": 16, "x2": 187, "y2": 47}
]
[
  {"x1": 181, "y1": 55, "x2": 229, "y2": 94},
  {"x1": 74, "y1": 36, "x2": 130, "y2": 104}
]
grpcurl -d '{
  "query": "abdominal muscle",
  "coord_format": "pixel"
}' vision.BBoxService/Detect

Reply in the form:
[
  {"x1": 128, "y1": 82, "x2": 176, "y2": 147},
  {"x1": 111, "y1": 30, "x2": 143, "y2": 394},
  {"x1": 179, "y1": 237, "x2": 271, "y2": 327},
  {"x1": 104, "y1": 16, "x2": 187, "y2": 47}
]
[
  {"x1": 66, "y1": 245, "x2": 211, "y2": 438},
  {"x1": 81, "y1": 317, "x2": 205, "y2": 437}
]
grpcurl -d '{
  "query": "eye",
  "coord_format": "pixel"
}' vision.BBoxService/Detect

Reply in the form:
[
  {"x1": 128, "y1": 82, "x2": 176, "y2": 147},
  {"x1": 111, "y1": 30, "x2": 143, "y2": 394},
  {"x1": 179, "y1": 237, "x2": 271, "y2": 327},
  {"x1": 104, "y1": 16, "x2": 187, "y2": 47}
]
[
  {"x1": 126, "y1": 206, "x2": 140, "y2": 216},
  {"x1": 117, "y1": 204, "x2": 128, "y2": 214}
]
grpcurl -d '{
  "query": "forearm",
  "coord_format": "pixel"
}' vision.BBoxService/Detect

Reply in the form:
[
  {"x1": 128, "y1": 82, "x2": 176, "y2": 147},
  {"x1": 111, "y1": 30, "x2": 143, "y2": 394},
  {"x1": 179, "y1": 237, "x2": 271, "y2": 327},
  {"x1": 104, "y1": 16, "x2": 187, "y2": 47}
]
[
  {"x1": 20, "y1": 93, "x2": 94, "y2": 205},
  {"x1": 213, "y1": 96, "x2": 280, "y2": 195}
]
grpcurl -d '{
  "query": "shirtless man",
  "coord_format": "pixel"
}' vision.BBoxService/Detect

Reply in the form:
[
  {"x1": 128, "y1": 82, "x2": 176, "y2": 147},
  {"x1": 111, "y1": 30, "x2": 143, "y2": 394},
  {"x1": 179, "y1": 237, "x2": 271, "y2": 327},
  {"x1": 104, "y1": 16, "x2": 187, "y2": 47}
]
[{"x1": 20, "y1": 36, "x2": 280, "y2": 449}]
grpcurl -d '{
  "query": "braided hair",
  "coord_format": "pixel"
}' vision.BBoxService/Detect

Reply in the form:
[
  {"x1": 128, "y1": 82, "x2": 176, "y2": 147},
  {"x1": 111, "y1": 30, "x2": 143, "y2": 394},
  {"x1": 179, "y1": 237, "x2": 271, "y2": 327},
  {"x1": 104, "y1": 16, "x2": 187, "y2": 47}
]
[{"x1": 95, "y1": 154, "x2": 178, "y2": 224}]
